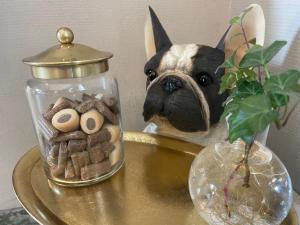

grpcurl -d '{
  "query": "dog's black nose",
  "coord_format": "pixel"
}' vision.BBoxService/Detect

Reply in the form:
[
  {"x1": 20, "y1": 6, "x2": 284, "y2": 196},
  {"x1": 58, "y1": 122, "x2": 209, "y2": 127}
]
[{"x1": 162, "y1": 76, "x2": 183, "y2": 94}]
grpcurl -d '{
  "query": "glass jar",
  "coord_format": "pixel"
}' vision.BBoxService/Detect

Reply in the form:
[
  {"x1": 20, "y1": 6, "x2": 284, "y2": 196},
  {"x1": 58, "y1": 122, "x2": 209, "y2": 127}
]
[{"x1": 24, "y1": 27, "x2": 124, "y2": 186}]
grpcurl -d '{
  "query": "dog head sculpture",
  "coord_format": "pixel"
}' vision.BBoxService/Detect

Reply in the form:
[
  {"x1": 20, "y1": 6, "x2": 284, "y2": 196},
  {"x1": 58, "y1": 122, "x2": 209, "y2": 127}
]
[
  {"x1": 143, "y1": 5, "x2": 265, "y2": 137},
  {"x1": 143, "y1": 7, "x2": 229, "y2": 133}
]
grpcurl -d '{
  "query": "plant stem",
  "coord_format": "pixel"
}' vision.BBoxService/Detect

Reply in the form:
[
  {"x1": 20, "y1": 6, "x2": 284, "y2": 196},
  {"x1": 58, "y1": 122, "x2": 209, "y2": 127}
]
[
  {"x1": 240, "y1": 22, "x2": 250, "y2": 49},
  {"x1": 257, "y1": 66, "x2": 262, "y2": 83},
  {"x1": 223, "y1": 137, "x2": 255, "y2": 217},
  {"x1": 263, "y1": 64, "x2": 271, "y2": 79},
  {"x1": 280, "y1": 105, "x2": 288, "y2": 120},
  {"x1": 276, "y1": 101, "x2": 299, "y2": 129},
  {"x1": 281, "y1": 101, "x2": 300, "y2": 126},
  {"x1": 243, "y1": 140, "x2": 255, "y2": 187},
  {"x1": 223, "y1": 160, "x2": 243, "y2": 218}
]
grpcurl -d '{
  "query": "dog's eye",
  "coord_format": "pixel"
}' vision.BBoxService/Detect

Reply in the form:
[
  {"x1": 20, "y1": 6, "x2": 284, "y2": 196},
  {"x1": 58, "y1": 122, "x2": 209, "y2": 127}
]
[
  {"x1": 146, "y1": 69, "x2": 157, "y2": 81},
  {"x1": 197, "y1": 72, "x2": 212, "y2": 87}
]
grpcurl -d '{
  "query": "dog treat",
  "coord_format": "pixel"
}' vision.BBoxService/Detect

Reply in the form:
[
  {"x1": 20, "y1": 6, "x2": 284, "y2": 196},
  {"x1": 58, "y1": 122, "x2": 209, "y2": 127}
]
[
  {"x1": 109, "y1": 142, "x2": 122, "y2": 166},
  {"x1": 71, "y1": 151, "x2": 90, "y2": 177},
  {"x1": 51, "y1": 142, "x2": 68, "y2": 177},
  {"x1": 82, "y1": 93, "x2": 94, "y2": 101},
  {"x1": 103, "y1": 95, "x2": 118, "y2": 113},
  {"x1": 67, "y1": 139, "x2": 87, "y2": 156},
  {"x1": 82, "y1": 93, "x2": 103, "y2": 101},
  {"x1": 47, "y1": 144, "x2": 59, "y2": 168},
  {"x1": 41, "y1": 93, "x2": 122, "y2": 182},
  {"x1": 75, "y1": 100, "x2": 82, "y2": 104},
  {"x1": 88, "y1": 145, "x2": 105, "y2": 164},
  {"x1": 53, "y1": 97, "x2": 78, "y2": 108},
  {"x1": 65, "y1": 160, "x2": 76, "y2": 179},
  {"x1": 50, "y1": 131, "x2": 86, "y2": 143},
  {"x1": 44, "y1": 99, "x2": 75, "y2": 121},
  {"x1": 80, "y1": 109, "x2": 104, "y2": 134},
  {"x1": 81, "y1": 160, "x2": 111, "y2": 180},
  {"x1": 95, "y1": 100, "x2": 118, "y2": 124},
  {"x1": 52, "y1": 108, "x2": 80, "y2": 132},
  {"x1": 48, "y1": 144, "x2": 59, "y2": 157},
  {"x1": 38, "y1": 116, "x2": 59, "y2": 141},
  {"x1": 101, "y1": 142, "x2": 115, "y2": 157},
  {"x1": 46, "y1": 103, "x2": 54, "y2": 114},
  {"x1": 87, "y1": 128, "x2": 111, "y2": 148},
  {"x1": 76, "y1": 99, "x2": 95, "y2": 113},
  {"x1": 104, "y1": 125, "x2": 120, "y2": 143}
]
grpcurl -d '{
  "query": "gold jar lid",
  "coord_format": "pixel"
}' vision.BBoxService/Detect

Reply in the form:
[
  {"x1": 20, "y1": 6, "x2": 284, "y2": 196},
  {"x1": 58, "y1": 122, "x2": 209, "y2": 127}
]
[{"x1": 23, "y1": 27, "x2": 113, "y2": 79}]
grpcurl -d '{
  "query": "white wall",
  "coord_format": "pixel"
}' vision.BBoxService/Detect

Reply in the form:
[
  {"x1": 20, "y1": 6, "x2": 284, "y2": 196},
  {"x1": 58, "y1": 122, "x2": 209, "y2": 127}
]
[{"x1": 0, "y1": 0, "x2": 230, "y2": 209}]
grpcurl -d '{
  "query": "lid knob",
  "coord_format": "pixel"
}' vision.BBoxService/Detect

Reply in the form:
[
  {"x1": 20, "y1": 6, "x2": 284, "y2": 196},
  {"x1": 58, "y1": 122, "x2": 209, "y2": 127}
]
[{"x1": 56, "y1": 27, "x2": 74, "y2": 44}]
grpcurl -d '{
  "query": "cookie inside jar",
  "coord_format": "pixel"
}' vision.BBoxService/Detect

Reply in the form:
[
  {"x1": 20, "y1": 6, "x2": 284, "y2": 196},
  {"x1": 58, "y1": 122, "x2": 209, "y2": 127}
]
[{"x1": 39, "y1": 93, "x2": 122, "y2": 182}]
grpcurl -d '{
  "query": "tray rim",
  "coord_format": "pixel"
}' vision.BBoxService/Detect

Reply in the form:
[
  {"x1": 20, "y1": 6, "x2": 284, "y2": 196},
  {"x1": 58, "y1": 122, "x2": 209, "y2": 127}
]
[{"x1": 12, "y1": 131, "x2": 299, "y2": 225}]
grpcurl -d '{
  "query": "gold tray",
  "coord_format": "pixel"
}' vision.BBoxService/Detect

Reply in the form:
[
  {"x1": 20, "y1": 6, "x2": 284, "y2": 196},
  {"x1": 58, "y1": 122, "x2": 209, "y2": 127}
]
[{"x1": 13, "y1": 131, "x2": 298, "y2": 225}]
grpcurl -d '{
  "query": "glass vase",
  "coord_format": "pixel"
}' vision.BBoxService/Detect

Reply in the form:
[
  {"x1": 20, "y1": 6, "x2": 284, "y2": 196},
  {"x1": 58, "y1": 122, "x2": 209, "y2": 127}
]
[{"x1": 189, "y1": 140, "x2": 292, "y2": 225}]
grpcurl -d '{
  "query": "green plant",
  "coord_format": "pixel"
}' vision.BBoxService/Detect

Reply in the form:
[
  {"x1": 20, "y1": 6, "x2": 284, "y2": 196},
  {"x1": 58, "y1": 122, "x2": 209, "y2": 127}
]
[{"x1": 220, "y1": 7, "x2": 300, "y2": 217}]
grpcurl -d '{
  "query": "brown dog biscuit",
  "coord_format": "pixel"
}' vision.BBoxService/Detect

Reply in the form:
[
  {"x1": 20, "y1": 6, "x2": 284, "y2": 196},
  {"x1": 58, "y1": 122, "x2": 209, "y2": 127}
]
[
  {"x1": 52, "y1": 108, "x2": 80, "y2": 132},
  {"x1": 67, "y1": 139, "x2": 87, "y2": 157},
  {"x1": 65, "y1": 160, "x2": 76, "y2": 179},
  {"x1": 82, "y1": 93, "x2": 94, "y2": 101},
  {"x1": 81, "y1": 160, "x2": 111, "y2": 180},
  {"x1": 75, "y1": 99, "x2": 95, "y2": 113},
  {"x1": 101, "y1": 142, "x2": 115, "y2": 157},
  {"x1": 38, "y1": 116, "x2": 59, "y2": 141},
  {"x1": 51, "y1": 142, "x2": 68, "y2": 177},
  {"x1": 80, "y1": 109, "x2": 104, "y2": 134},
  {"x1": 46, "y1": 103, "x2": 54, "y2": 114},
  {"x1": 104, "y1": 125, "x2": 120, "y2": 143},
  {"x1": 103, "y1": 95, "x2": 119, "y2": 113},
  {"x1": 53, "y1": 97, "x2": 78, "y2": 108},
  {"x1": 94, "y1": 100, "x2": 118, "y2": 124},
  {"x1": 44, "y1": 99, "x2": 74, "y2": 121},
  {"x1": 50, "y1": 131, "x2": 86, "y2": 143},
  {"x1": 87, "y1": 128, "x2": 111, "y2": 148},
  {"x1": 71, "y1": 151, "x2": 90, "y2": 177},
  {"x1": 47, "y1": 144, "x2": 59, "y2": 168},
  {"x1": 88, "y1": 145, "x2": 105, "y2": 164}
]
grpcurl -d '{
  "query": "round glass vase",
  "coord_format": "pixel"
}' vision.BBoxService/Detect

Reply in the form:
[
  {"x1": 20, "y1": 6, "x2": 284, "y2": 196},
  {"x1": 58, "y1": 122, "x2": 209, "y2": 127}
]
[{"x1": 188, "y1": 140, "x2": 292, "y2": 225}]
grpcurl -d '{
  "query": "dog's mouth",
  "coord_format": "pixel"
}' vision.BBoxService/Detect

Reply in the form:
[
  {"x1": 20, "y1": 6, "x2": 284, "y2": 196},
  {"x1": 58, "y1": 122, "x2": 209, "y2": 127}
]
[{"x1": 143, "y1": 74, "x2": 209, "y2": 132}]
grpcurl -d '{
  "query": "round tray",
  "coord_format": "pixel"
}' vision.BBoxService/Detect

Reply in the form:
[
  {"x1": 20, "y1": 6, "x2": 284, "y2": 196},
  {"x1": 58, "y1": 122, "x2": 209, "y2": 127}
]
[{"x1": 13, "y1": 132, "x2": 298, "y2": 225}]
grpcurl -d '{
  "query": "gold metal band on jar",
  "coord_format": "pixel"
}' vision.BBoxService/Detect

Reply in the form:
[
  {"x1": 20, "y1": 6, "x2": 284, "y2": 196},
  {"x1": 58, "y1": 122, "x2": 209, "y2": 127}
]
[{"x1": 30, "y1": 60, "x2": 109, "y2": 79}]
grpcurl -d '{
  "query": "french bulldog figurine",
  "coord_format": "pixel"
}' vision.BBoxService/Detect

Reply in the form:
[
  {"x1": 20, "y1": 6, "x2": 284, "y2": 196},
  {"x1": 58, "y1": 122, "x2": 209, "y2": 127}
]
[{"x1": 143, "y1": 5, "x2": 265, "y2": 146}]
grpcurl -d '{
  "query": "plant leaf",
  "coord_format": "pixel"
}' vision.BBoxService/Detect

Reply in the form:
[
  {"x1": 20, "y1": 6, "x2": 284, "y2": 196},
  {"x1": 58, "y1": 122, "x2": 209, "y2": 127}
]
[
  {"x1": 239, "y1": 68, "x2": 257, "y2": 81},
  {"x1": 264, "y1": 69, "x2": 300, "y2": 94},
  {"x1": 219, "y1": 71, "x2": 241, "y2": 93},
  {"x1": 241, "y1": 135, "x2": 254, "y2": 144},
  {"x1": 263, "y1": 41, "x2": 287, "y2": 65},
  {"x1": 239, "y1": 41, "x2": 287, "y2": 68},
  {"x1": 220, "y1": 96, "x2": 240, "y2": 121},
  {"x1": 230, "y1": 16, "x2": 241, "y2": 25},
  {"x1": 234, "y1": 80, "x2": 264, "y2": 98},
  {"x1": 227, "y1": 94, "x2": 279, "y2": 143},
  {"x1": 219, "y1": 50, "x2": 237, "y2": 69},
  {"x1": 248, "y1": 38, "x2": 256, "y2": 45},
  {"x1": 268, "y1": 93, "x2": 289, "y2": 108}
]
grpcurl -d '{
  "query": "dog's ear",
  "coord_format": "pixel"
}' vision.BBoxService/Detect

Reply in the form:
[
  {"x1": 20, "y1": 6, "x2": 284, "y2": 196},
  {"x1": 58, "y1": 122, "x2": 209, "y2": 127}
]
[
  {"x1": 216, "y1": 27, "x2": 231, "y2": 51},
  {"x1": 224, "y1": 4, "x2": 265, "y2": 64},
  {"x1": 145, "y1": 6, "x2": 172, "y2": 60}
]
